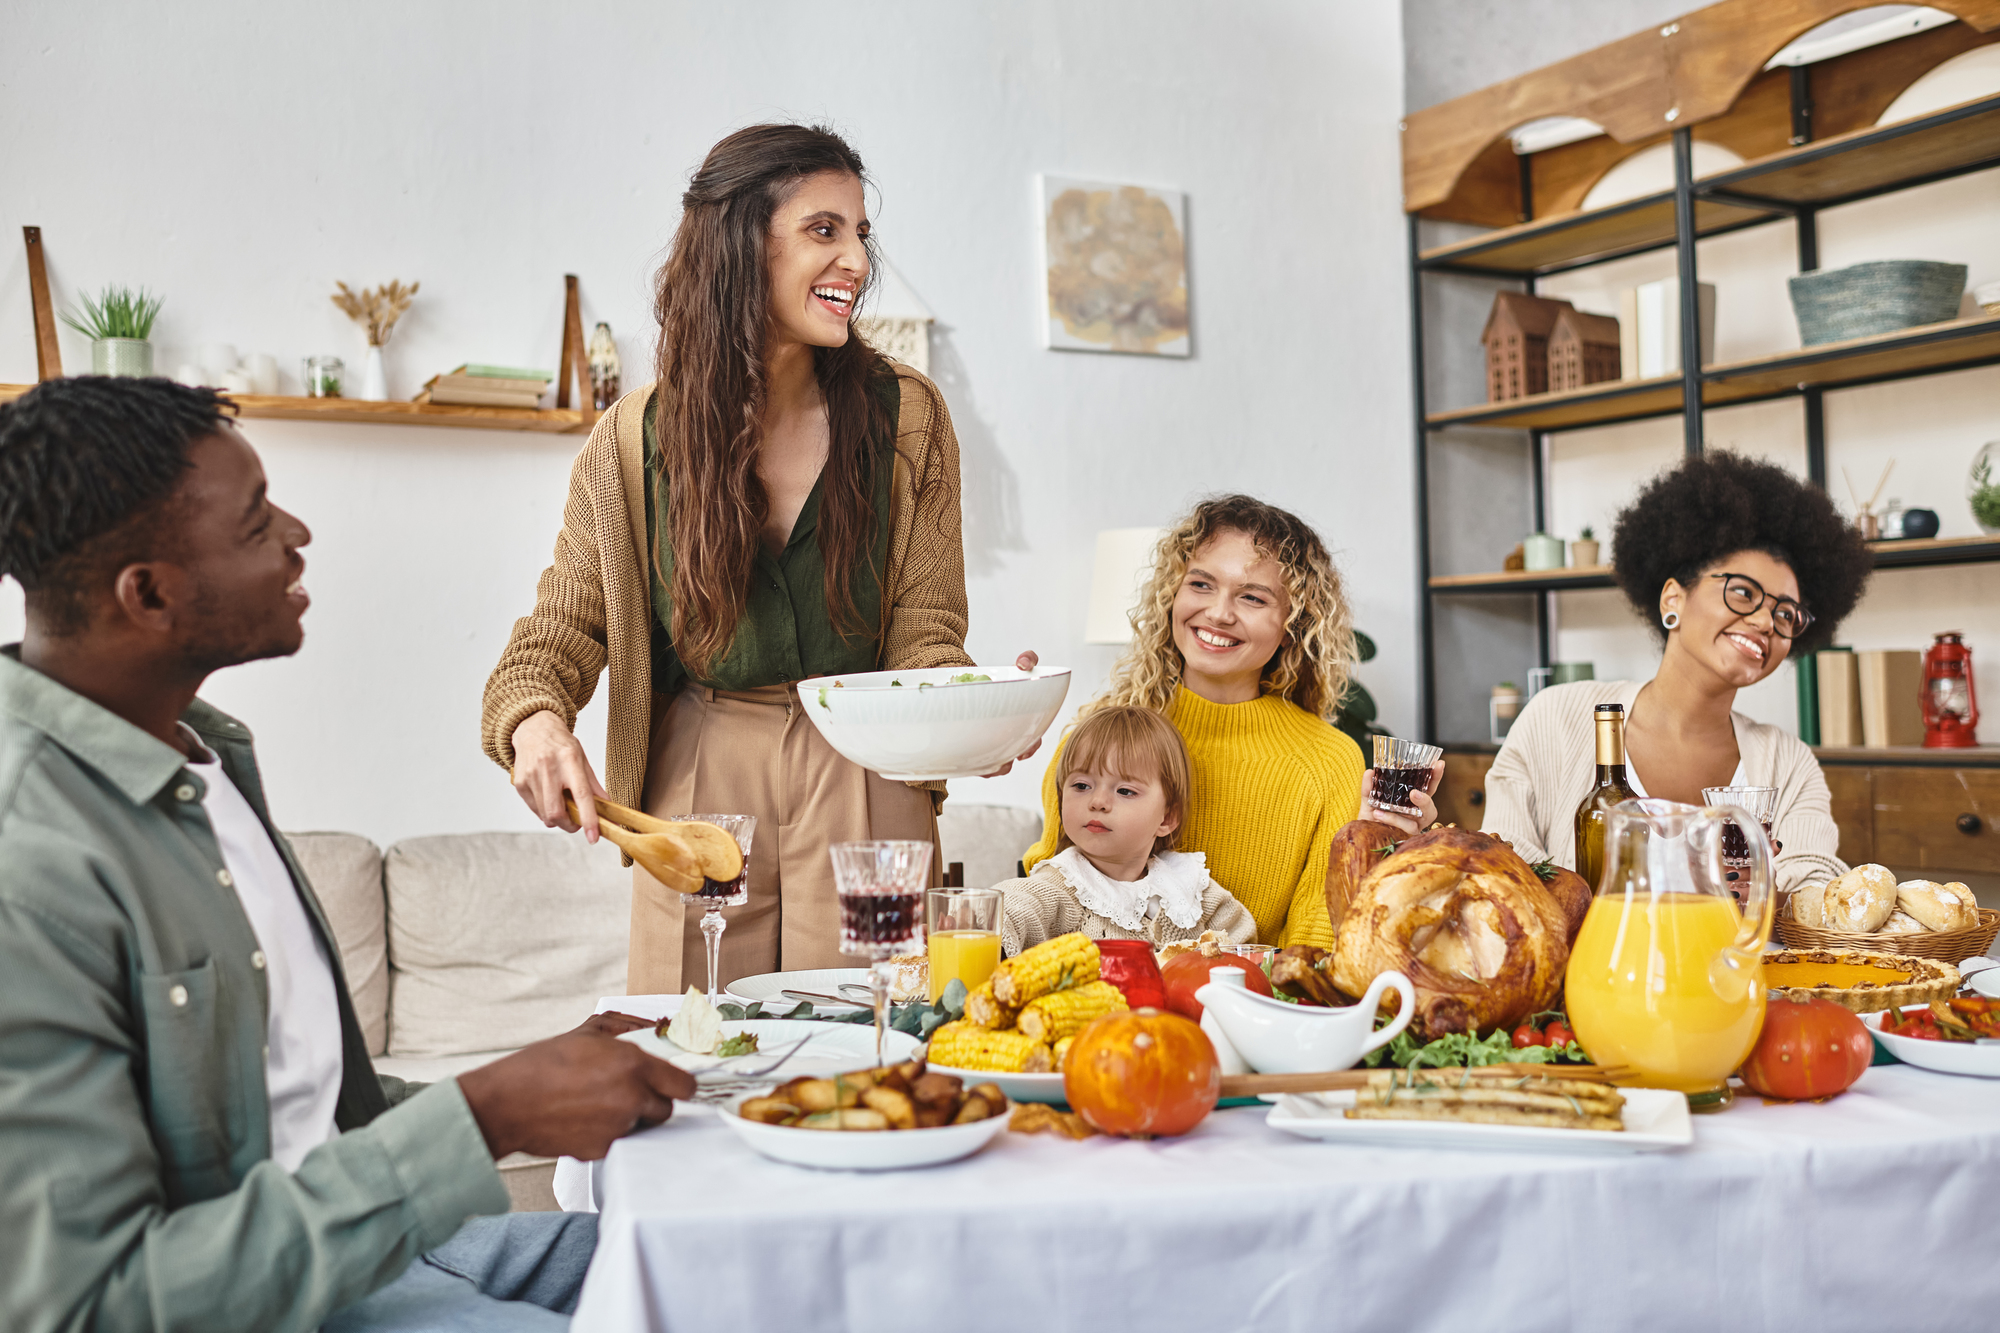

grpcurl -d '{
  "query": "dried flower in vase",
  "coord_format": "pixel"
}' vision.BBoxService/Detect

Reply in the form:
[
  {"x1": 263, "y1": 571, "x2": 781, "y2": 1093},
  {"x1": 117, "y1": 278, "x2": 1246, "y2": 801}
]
[
  {"x1": 588, "y1": 322, "x2": 622, "y2": 410},
  {"x1": 331, "y1": 279, "x2": 420, "y2": 347}
]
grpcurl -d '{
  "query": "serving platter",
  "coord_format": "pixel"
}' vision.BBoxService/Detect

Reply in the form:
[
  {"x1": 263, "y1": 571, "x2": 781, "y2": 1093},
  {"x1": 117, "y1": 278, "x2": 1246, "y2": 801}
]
[
  {"x1": 925, "y1": 1065, "x2": 1069, "y2": 1105},
  {"x1": 1264, "y1": 1086, "x2": 1692, "y2": 1154},
  {"x1": 727, "y1": 968, "x2": 871, "y2": 1014},
  {"x1": 1866, "y1": 1007, "x2": 2000, "y2": 1078},
  {"x1": 717, "y1": 1100, "x2": 1009, "y2": 1171}
]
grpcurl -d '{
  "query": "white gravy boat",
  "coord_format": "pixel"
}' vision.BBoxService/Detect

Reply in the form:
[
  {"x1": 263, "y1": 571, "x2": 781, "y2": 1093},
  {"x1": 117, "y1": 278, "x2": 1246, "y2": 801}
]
[{"x1": 1195, "y1": 967, "x2": 1415, "y2": 1075}]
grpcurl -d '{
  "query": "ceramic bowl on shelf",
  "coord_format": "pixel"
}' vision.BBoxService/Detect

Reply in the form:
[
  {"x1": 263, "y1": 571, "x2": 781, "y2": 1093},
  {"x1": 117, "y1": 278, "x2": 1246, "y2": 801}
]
[{"x1": 795, "y1": 666, "x2": 1070, "y2": 781}]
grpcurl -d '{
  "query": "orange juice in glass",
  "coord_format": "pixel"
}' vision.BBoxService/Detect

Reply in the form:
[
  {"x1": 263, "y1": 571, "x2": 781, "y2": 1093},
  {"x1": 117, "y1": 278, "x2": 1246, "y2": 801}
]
[
  {"x1": 926, "y1": 888, "x2": 1003, "y2": 1002},
  {"x1": 1565, "y1": 798, "x2": 1772, "y2": 1111}
]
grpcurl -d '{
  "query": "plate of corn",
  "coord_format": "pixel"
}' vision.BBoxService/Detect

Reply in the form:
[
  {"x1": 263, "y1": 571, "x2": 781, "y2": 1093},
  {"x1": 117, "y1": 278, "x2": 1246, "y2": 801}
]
[{"x1": 924, "y1": 932, "x2": 1125, "y2": 1104}]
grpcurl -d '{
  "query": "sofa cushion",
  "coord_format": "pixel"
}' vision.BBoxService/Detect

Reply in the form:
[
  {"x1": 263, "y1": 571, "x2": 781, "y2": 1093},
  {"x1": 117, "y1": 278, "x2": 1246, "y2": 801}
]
[
  {"x1": 385, "y1": 831, "x2": 630, "y2": 1059},
  {"x1": 937, "y1": 803, "x2": 1043, "y2": 891},
  {"x1": 284, "y1": 832, "x2": 388, "y2": 1056}
]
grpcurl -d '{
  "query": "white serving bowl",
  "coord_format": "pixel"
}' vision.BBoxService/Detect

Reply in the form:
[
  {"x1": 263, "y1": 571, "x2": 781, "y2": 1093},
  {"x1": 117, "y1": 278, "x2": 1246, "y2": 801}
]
[
  {"x1": 718, "y1": 1101, "x2": 1009, "y2": 1170},
  {"x1": 1866, "y1": 1008, "x2": 2000, "y2": 1078},
  {"x1": 795, "y1": 666, "x2": 1070, "y2": 781}
]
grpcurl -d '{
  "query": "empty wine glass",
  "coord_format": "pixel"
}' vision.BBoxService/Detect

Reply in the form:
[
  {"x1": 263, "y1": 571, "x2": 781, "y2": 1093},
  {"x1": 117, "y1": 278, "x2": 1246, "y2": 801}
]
[
  {"x1": 829, "y1": 840, "x2": 933, "y2": 1065},
  {"x1": 685, "y1": 814, "x2": 755, "y2": 1002}
]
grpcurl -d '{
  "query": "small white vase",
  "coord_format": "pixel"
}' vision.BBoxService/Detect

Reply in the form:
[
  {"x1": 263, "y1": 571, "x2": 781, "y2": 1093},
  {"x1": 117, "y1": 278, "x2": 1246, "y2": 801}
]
[{"x1": 359, "y1": 346, "x2": 388, "y2": 401}]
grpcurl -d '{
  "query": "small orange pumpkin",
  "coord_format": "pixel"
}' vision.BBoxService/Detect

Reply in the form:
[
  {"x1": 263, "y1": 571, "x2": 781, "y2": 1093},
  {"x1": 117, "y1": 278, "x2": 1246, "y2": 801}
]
[{"x1": 1062, "y1": 1008, "x2": 1220, "y2": 1138}]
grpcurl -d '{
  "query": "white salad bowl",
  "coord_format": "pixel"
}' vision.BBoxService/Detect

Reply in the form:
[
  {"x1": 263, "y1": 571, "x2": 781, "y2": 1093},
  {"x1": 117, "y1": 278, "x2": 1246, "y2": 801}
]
[
  {"x1": 1195, "y1": 968, "x2": 1416, "y2": 1075},
  {"x1": 795, "y1": 665, "x2": 1071, "y2": 781},
  {"x1": 719, "y1": 1099, "x2": 1010, "y2": 1171}
]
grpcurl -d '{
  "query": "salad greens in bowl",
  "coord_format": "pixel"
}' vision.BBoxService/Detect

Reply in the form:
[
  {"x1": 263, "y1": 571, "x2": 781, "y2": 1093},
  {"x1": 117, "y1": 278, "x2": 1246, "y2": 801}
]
[{"x1": 796, "y1": 665, "x2": 1070, "y2": 780}]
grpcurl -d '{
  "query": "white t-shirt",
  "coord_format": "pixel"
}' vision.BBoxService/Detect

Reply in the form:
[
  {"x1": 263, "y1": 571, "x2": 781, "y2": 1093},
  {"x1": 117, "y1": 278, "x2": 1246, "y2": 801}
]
[{"x1": 184, "y1": 748, "x2": 344, "y2": 1171}]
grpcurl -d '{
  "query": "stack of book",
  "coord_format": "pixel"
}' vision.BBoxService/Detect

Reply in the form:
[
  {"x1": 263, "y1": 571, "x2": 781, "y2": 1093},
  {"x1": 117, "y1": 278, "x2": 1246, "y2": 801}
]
[
  {"x1": 415, "y1": 365, "x2": 554, "y2": 409},
  {"x1": 1813, "y1": 647, "x2": 1924, "y2": 747}
]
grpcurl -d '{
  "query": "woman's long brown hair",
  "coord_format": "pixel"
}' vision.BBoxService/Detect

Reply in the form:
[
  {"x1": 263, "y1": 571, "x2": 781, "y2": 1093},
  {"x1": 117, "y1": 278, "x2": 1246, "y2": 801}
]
[{"x1": 652, "y1": 123, "x2": 895, "y2": 677}]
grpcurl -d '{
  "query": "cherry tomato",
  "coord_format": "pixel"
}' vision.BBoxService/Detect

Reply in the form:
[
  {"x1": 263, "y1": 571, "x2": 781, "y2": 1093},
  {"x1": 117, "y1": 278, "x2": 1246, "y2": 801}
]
[
  {"x1": 1512, "y1": 1024, "x2": 1545, "y2": 1048},
  {"x1": 1544, "y1": 1020, "x2": 1575, "y2": 1048}
]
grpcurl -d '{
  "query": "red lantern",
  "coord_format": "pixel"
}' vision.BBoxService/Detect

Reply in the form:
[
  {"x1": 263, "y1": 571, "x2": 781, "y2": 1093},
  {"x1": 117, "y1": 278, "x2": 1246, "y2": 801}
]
[{"x1": 1922, "y1": 632, "x2": 1980, "y2": 748}]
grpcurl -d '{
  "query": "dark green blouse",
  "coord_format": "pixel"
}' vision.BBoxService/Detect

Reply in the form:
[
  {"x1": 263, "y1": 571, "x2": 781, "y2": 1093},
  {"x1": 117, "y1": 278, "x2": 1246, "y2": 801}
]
[{"x1": 642, "y1": 386, "x2": 897, "y2": 695}]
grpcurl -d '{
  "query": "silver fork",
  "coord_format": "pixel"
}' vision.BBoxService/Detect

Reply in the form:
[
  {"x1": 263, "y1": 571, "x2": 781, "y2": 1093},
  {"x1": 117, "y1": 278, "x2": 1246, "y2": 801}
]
[{"x1": 692, "y1": 1033, "x2": 819, "y2": 1084}]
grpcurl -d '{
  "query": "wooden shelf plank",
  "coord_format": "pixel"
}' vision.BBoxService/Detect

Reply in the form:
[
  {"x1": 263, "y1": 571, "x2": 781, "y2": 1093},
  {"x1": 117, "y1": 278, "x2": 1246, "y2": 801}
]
[
  {"x1": 1697, "y1": 92, "x2": 2000, "y2": 208},
  {"x1": 1814, "y1": 745, "x2": 2000, "y2": 769},
  {"x1": 1426, "y1": 315, "x2": 2000, "y2": 431},
  {"x1": 0, "y1": 384, "x2": 591, "y2": 435},
  {"x1": 1417, "y1": 194, "x2": 1775, "y2": 276},
  {"x1": 1431, "y1": 536, "x2": 2000, "y2": 593}
]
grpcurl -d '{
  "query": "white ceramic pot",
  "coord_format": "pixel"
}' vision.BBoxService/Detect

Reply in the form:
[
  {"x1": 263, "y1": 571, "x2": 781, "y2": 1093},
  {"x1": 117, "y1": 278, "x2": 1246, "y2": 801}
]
[
  {"x1": 359, "y1": 346, "x2": 388, "y2": 401},
  {"x1": 796, "y1": 665, "x2": 1070, "y2": 781},
  {"x1": 1195, "y1": 967, "x2": 1415, "y2": 1074},
  {"x1": 1523, "y1": 532, "x2": 1566, "y2": 571},
  {"x1": 91, "y1": 338, "x2": 153, "y2": 377}
]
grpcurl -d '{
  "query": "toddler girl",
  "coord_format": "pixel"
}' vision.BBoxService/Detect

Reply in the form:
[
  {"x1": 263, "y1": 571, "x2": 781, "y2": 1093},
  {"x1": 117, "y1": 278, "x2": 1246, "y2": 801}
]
[{"x1": 996, "y1": 705, "x2": 1254, "y2": 955}]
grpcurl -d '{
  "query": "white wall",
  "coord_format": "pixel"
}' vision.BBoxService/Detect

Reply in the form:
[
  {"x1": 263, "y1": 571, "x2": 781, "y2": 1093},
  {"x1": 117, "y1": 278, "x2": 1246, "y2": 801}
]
[
  {"x1": 1536, "y1": 166, "x2": 2000, "y2": 731},
  {"x1": 0, "y1": 1, "x2": 1413, "y2": 846}
]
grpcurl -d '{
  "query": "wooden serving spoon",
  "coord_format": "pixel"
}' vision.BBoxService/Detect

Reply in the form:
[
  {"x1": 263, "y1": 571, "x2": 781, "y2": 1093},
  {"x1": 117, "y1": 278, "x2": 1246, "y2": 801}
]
[
  {"x1": 564, "y1": 797, "x2": 704, "y2": 894},
  {"x1": 587, "y1": 795, "x2": 745, "y2": 883}
]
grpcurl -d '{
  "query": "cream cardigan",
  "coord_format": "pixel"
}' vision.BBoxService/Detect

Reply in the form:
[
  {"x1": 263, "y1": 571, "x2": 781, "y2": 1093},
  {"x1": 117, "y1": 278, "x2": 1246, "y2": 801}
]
[
  {"x1": 480, "y1": 366, "x2": 973, "y2": 807},
  {"x1": 1482, "y1": 679, "x2": 1846, "y2": 896}
]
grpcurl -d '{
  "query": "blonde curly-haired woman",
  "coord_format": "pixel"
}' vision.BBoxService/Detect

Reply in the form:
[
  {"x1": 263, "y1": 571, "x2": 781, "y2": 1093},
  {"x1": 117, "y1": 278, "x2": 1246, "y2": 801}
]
[{"x1": 1021, "y1": 495, "x2": 1435, "y2": 948}]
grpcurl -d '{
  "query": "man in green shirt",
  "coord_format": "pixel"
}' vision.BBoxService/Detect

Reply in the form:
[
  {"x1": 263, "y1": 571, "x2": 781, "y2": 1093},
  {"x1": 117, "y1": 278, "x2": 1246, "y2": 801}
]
[{"x1": 0, "y1": 378, "x2": 694, "y2": 1331}]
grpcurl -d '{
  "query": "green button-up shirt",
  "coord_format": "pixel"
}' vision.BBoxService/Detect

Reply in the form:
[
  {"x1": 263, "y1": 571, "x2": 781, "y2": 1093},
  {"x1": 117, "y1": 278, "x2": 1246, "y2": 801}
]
[
  {"x1": 0, "y1": 648, "x2": 507, "y2": 1333},
  {"x1": 642, "y1": 384, "x2": 896, "y2": 696}
]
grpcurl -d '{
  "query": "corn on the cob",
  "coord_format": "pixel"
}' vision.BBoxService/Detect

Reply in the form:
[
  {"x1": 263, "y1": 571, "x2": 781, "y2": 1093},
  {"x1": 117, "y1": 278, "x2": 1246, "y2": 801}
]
[
  {"x1": 1023, "y1": 1043, "x2": 1058, "y2": 1073},
  {"x1": 965, "y1": 980, "x2": 1017, "y2": 1029},
  {"x1": 1016, "y1": 979, "x2": 1128, "y2": 1044},
  {"x1": 928, "y1": 1021, "x2": 1044, "y2": 1073},
  {"x1": 991, "y1": 932, "x2": 1100, "y2": 1006},
  {"x1": 1052, "y1": 1035, "x2": 1075, "y2": 1070}
]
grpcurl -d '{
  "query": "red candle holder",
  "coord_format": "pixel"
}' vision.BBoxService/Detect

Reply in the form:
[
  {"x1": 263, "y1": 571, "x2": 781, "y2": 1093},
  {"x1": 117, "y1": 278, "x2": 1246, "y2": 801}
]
[{"x1": 1096, "y1": 939, "x2": 1168, "y2": 1011}]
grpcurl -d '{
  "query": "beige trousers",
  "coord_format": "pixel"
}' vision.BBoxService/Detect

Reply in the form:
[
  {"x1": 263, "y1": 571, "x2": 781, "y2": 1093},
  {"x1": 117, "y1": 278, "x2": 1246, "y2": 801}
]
[{"x1": 627, "y1": 683, "x2": 939, "y2": 995}]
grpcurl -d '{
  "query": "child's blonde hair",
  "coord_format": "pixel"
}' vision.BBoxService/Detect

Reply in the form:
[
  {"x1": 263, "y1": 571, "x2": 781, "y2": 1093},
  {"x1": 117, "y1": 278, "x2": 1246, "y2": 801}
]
[
  {"x1": 1055, "y1": 705, "x2": 1192, "y2": 858},
  {"x1": 1085, "y1": 494, "x2": 1355, "y2": 722}
]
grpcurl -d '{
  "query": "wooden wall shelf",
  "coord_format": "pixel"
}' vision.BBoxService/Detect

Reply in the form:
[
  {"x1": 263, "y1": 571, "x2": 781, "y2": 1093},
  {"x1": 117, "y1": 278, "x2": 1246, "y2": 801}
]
[
  {"x1": 1431, "y1": 536, "x2": 2000, "y2": 593},
  {"x1": 0, "y1": 383, "x2": 593, "y2": 435},
  {"x1": 1427, "y1": 315, "x2": 2000, "y2": 431}
]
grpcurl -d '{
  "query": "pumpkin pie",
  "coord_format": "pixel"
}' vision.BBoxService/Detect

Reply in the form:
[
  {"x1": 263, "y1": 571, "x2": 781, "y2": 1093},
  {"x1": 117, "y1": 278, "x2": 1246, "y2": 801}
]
[{"x1": 1764, "y1": 948, "x2": 1960, "y2": 1014}]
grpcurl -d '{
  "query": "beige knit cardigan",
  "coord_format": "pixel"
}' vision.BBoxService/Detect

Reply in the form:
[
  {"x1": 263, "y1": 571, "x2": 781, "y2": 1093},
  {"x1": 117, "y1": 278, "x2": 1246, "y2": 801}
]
[
  {"x1": 480, "y1": 366, "x2": 974, "y2": 807},
  {"x1": 1481, "y1": 679, "x2": 1846, "y2": 897}
]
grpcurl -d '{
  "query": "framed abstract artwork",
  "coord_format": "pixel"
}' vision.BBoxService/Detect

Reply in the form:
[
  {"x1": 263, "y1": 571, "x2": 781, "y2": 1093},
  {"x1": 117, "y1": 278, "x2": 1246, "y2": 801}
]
[{"x1": 1038, "y1": 175, "x2": 1190, "y2": 357}]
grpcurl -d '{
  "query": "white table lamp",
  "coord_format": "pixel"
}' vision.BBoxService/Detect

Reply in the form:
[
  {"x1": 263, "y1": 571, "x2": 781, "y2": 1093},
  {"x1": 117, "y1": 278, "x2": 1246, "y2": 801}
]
[{"x1": 1084, "y1": 528, "x2": 1166, "y2": 644}]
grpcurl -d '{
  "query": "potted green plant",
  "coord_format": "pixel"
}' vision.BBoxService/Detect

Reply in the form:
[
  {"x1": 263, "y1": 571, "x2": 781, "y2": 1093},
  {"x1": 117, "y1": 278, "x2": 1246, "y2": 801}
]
[
  {"x1": 1971, "y1": 444, "x2": 2000, "y2": 536},
  {"x1": 61, "y1": 286, "x2": 164, "y2": 377},
  {"x1": 1572, "y1": 525, "x2": 1601, "y2": 567}
]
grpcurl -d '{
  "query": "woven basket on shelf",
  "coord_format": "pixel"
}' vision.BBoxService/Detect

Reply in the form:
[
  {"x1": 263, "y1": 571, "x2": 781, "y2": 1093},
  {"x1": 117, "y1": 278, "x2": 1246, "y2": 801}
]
[
  {"x1": 1775, "y1": 907, "x2": 2000, "y2": 966},
  {"x1": 1788, "y1": 259, "x2": 1968, "y2": 345}
]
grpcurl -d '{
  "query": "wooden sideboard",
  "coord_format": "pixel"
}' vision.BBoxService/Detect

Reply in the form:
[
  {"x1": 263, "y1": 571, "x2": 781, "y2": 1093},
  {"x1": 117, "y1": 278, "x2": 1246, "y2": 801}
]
[{"x1": 1436, "y1": 745, "x2": 2000, "y2": 895}]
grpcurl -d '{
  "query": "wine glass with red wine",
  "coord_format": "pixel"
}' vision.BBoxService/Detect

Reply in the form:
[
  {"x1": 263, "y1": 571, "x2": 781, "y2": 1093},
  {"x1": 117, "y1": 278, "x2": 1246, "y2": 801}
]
[
  {"x1": 686, "y1": 814, "x2": 756, "y2": 1003},
  {"x1": 829, "y1": 840, "x2": 934, "y2": 1064}
]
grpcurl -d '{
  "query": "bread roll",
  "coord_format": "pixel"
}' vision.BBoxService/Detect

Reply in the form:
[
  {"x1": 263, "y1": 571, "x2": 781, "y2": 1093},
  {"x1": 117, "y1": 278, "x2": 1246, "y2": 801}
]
[
  {"x1": 1879, "y1": 909, "x2": 1928, "y2": 935},
  {"x1": 1823, "y1": 864, "x2": 1897, "y2": 933},
  {"x1": 1790, "y1": 879, "x2": 1828, "y2": 928},
  {"x1": 1897, "y1": 879, "x2": 1980, "y2": 933}
]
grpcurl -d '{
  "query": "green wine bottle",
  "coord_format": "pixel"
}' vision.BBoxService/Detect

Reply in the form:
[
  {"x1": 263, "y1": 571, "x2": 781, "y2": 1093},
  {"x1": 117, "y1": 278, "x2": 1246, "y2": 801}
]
[{"x1": 1573, "y1": 703, "x2": 1640, "y2": 891}]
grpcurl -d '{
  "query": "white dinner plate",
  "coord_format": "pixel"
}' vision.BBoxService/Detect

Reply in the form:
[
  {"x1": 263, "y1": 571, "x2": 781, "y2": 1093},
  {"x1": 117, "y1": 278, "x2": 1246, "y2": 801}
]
[
  {"x1": 621, "y1": 1018, "x2": 919, "y2": 1080},
  {"x1": 727, "y1": 968, "x2": 871, "y2": 1014},
  {"x1": 718, "y1": 1100, "x2": 1010, "y2": 1171},
  {"x1": 925, "y1": 1065, "x2": 1069, "y2": 1105},
  {"x1": 1264, "y1": 1085, "x2": 1692, "y2": 1154},
  {"x1": 1866, "y1": 1007, "x2": 2000, "y2": 1077},
  {"x1": 1962, "y1": 962, "x2": 2000, "y2": 1000}
]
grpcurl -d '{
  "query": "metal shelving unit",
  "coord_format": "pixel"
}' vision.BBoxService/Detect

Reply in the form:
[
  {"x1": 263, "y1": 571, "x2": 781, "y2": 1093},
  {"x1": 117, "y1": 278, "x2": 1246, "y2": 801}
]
[{"x1": 1409, "y1": 87, "x2": 2000, "y2": 742}]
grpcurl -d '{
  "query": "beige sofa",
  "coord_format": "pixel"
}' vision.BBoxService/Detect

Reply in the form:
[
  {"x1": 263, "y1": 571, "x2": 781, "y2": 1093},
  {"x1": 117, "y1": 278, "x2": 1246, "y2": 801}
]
[{"x1": 287, "y1": 802, "x2": 1042, "y2": 1211}]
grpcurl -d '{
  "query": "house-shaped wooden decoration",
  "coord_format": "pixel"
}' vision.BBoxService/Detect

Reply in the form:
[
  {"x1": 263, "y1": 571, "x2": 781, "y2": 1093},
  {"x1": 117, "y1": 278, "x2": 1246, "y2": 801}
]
[
  {"x1": 1547, "y1": 306, "x2": 1622, "y2": 393},
  {"x1": 1481, "y1": 292, "x2": 1570, "y2": 402}
]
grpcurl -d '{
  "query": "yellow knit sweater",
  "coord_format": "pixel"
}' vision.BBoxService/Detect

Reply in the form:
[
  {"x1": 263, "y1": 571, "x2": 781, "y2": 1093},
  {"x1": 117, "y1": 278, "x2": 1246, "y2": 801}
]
[{"x1": 1022, "y1": 687, "x2": 1364, "y2": 948}]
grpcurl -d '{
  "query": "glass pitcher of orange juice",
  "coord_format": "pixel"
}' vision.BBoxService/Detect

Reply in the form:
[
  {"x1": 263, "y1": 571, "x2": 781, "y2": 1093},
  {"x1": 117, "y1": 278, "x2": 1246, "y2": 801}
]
[{"x1": 1565, "y1": 798, "x2": 1773, "y2": 1112}]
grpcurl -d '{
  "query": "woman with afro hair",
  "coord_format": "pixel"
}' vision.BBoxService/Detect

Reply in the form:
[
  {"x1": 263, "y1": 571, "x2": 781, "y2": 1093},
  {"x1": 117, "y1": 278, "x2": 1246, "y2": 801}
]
[{"x1": 1483, "y1": 451, "x2": 1872, "y2": 897}]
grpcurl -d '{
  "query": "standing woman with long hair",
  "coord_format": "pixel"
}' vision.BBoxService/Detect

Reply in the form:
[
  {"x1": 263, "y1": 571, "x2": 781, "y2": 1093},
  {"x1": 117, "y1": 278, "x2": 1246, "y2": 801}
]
[
  {"x1": 1021, "y1": 496, "x2": 1436, "y2": 949},
  {"x1": 484, "y1": 124, "x2": 1032, "y2": 992}
]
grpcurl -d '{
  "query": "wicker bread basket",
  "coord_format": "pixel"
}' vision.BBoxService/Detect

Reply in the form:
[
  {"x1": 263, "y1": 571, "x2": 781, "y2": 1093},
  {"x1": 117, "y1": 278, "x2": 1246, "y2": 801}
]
[{"x1": 1775, "y1": 907, "x2": 2000, "y2": 966}]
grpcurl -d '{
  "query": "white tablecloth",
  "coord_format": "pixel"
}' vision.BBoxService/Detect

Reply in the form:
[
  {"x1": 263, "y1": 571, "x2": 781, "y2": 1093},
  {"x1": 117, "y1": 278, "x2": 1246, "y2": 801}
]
[{"x1": 570, "y1": 1057, "x2": 2000, "y2": 1333}]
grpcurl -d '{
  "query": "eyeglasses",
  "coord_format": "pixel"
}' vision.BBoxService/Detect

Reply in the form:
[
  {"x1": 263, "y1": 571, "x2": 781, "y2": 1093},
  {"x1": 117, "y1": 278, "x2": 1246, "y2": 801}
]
[{"x1": 1707, "y1": 573, "x2": 1813, "y2": 640}]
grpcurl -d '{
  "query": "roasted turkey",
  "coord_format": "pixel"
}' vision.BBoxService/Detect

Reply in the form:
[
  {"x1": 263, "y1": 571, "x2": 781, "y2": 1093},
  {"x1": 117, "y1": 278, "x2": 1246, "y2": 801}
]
[{"x1": 1330, "y1": 825, "x2": 1571, "y2": 1039}]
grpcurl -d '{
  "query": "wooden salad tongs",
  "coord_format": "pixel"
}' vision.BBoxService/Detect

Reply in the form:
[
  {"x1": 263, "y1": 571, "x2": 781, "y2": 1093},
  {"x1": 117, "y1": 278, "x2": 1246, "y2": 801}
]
[
  {"x1": 1218, "y1": 1063, "x2": 1632, "y2": 1099},
  {"x1": 561, "y1": 795, "x2": 744, "y2": 895}
]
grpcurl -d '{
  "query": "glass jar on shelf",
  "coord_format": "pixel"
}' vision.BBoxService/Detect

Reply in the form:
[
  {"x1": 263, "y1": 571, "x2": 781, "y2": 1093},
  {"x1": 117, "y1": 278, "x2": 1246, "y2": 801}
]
[{"x1": 303, "y1": 356, "x2": 343, "y2": 398}]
